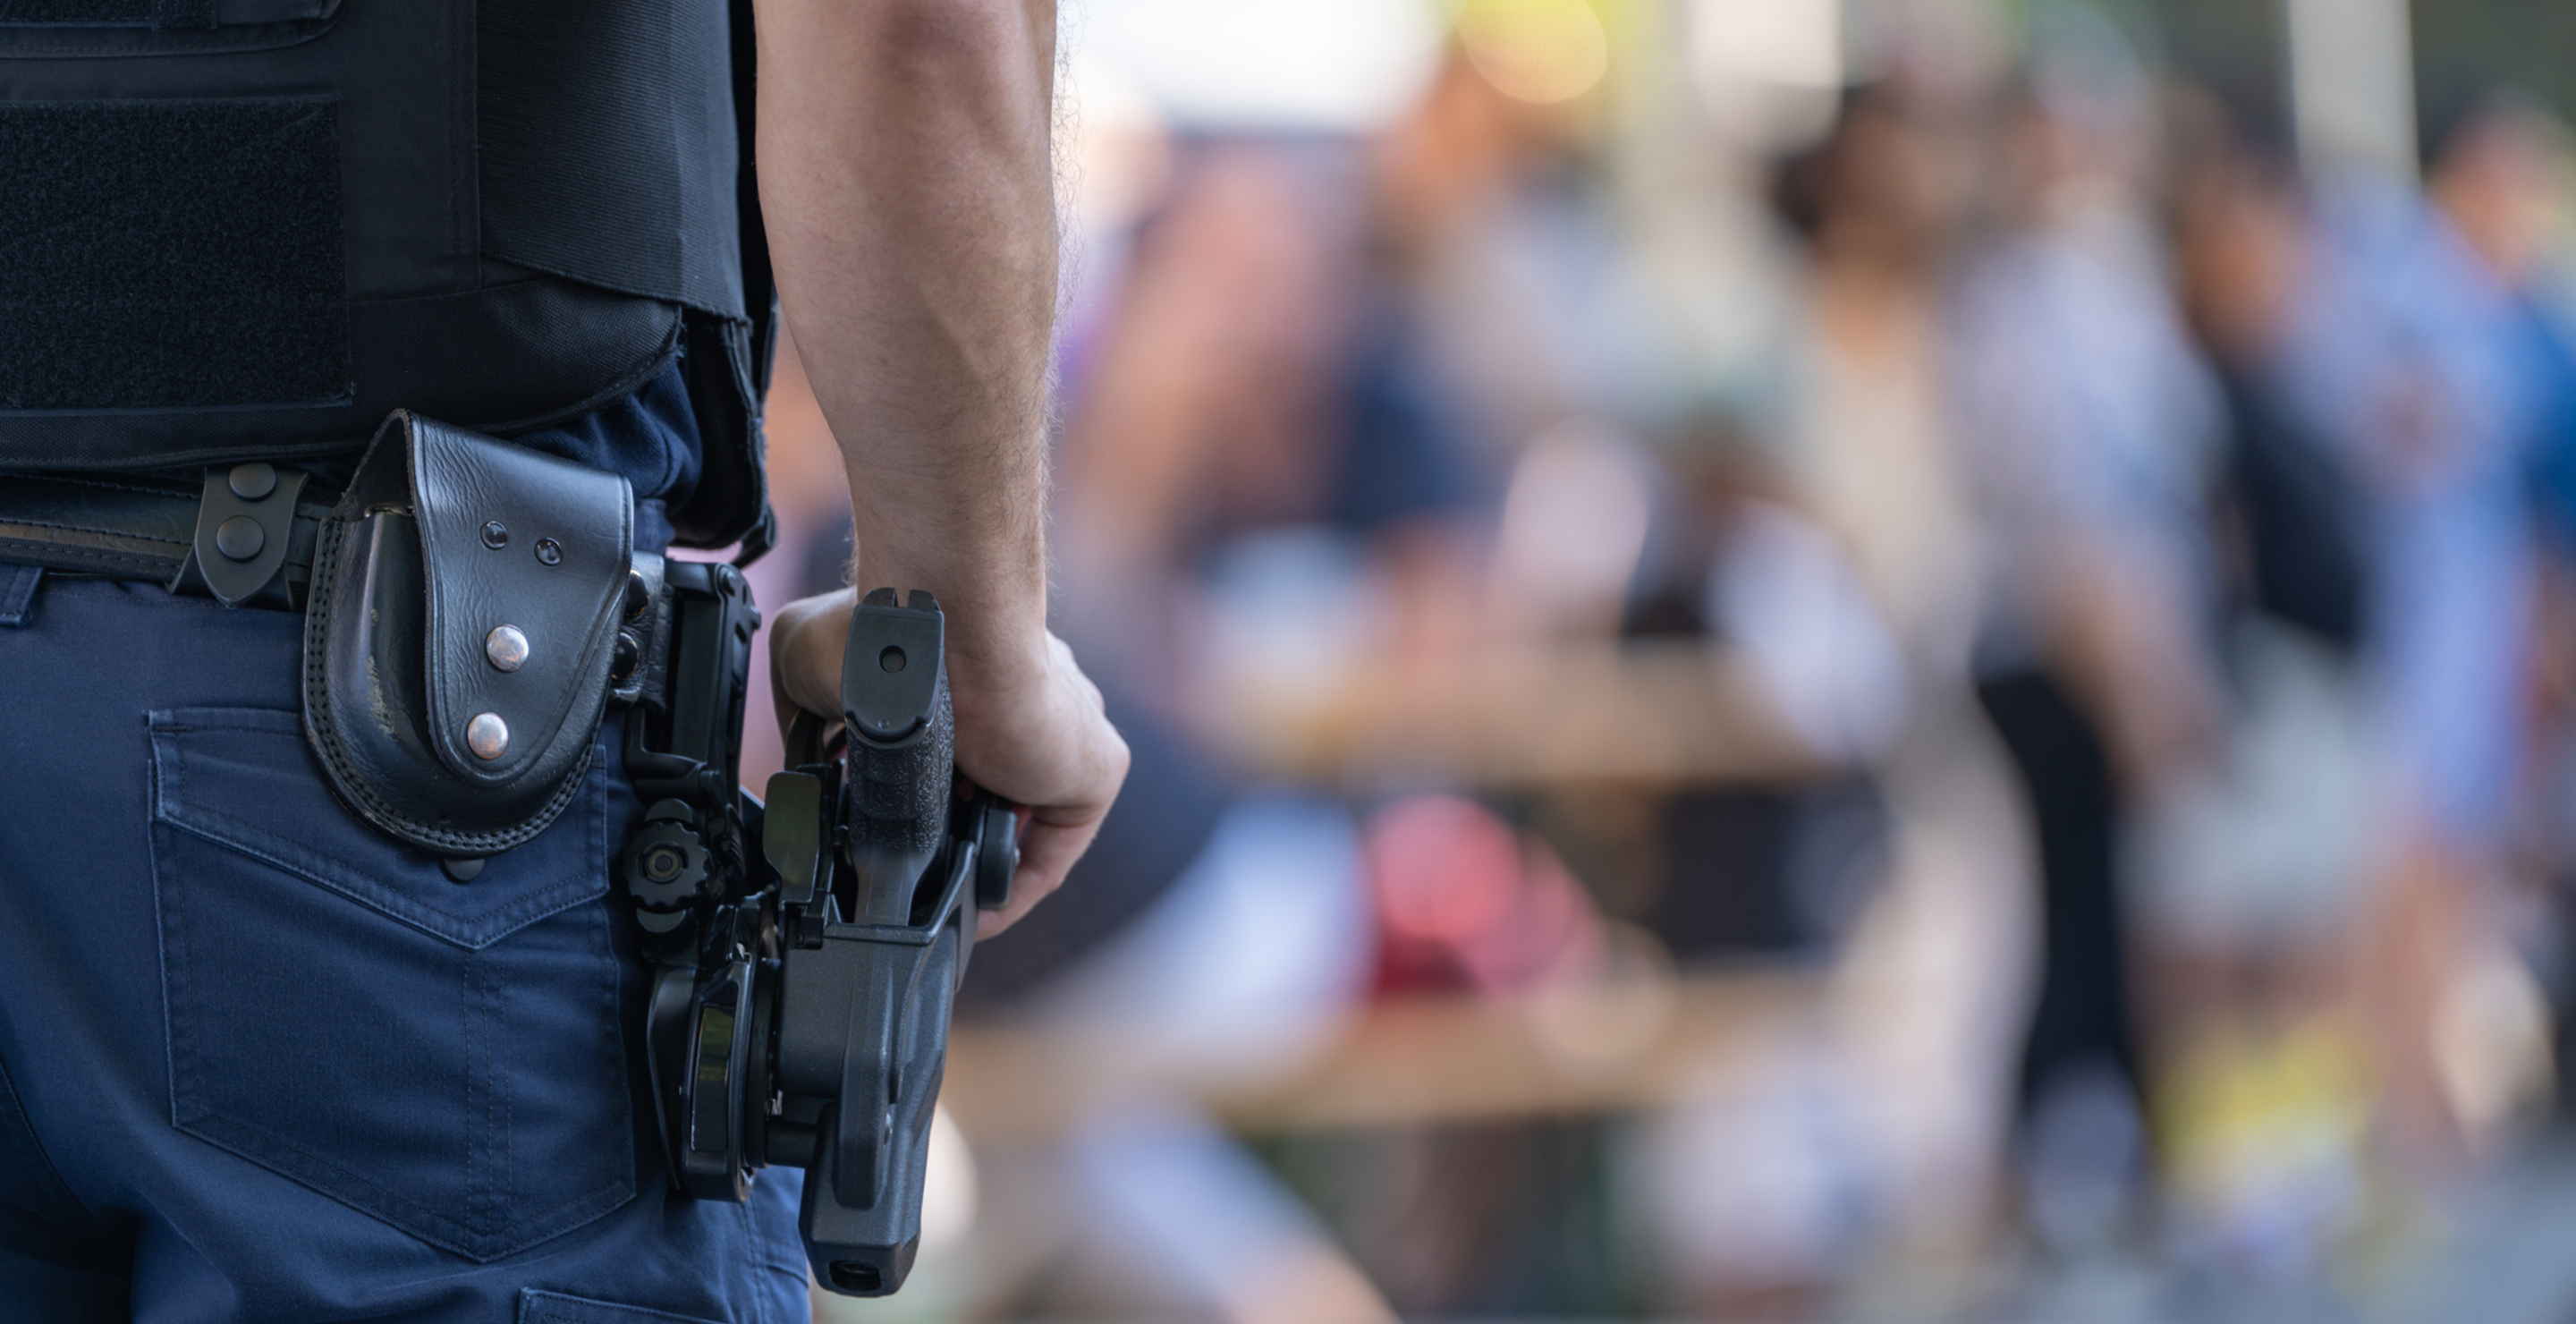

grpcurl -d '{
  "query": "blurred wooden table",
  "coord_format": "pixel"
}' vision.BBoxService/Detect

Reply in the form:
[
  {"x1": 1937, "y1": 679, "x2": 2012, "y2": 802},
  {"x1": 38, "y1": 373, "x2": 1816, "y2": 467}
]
[
  {"x1": 1203, "y1": 640, "x2": 1825, "y2": 791},
  {"x1": 942, "y1": 970, "x2": 1823, "y2": 1141},
  {"x1": 936, "y1": 645, "x2": 1836, "y2": 1141}
]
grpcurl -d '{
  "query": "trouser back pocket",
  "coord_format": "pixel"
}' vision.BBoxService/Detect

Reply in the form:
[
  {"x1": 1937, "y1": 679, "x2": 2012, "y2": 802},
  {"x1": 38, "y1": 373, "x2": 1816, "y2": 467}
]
[{"x1": 149, "y1": 707, "x2": 633, "y2": 1261}]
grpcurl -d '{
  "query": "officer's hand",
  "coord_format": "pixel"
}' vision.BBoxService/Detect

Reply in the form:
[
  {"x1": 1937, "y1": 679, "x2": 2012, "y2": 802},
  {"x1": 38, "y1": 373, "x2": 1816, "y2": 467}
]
[{"x1": 769, "y1": 589, "x2": 1129, "y2": 937}]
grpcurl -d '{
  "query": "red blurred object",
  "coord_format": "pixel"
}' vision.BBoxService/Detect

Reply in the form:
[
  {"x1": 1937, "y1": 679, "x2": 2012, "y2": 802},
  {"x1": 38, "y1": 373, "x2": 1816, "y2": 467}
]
[{"x1": 1364, "y1": 794, "x2": 1602, "y2": 996}]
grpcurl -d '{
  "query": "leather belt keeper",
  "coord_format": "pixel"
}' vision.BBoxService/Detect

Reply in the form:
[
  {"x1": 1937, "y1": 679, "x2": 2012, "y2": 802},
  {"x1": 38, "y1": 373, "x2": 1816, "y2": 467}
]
[{"x1": 0, "y1": 465, "x2": 333, "y2": 609}]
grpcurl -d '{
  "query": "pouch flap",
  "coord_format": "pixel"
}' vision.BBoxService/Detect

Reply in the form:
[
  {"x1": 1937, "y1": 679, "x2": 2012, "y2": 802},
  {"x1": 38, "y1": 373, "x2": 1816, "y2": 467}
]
[
  {"x1": 303, "y1": 412, "x2": 631, "y2": 856},
  {"x1": 406, "y1": 415, "x2": 630, "y2": 783}
]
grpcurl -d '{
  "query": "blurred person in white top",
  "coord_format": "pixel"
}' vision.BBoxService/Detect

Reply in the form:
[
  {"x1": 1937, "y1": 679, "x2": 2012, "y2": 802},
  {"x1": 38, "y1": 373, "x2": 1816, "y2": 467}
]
[{"x1": 1943, "y1": 6, "x2": 2227, "y2": 1251}]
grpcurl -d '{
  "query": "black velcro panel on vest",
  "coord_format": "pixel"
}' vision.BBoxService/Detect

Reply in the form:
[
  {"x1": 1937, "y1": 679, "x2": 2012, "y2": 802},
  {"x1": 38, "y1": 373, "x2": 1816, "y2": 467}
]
[
  {"x1": 479, "y1": 0, "x2": 744, "y2": 324},
  {"x1": 0, "y1": 98, "x2": 350, "y2": 412}
]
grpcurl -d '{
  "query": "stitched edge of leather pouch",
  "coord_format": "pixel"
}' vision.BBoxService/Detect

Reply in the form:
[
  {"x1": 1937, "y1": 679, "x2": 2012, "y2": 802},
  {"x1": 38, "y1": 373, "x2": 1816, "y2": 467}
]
[{"x1": 301, "y1": 411, "x2": 632, "y2": 856}]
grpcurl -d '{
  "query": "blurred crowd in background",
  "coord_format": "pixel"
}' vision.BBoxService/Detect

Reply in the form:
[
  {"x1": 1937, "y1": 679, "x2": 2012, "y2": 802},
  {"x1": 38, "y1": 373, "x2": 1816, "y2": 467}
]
[{"x1": 747, "y1": 0, "x2": 2576, "y2": 1318}]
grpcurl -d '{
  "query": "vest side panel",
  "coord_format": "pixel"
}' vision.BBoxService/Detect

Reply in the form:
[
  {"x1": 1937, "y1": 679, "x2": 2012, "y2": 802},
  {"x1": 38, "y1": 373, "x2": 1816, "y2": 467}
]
[{"x1": 479, "y1": 0, "x2": 745, "y2": 323}]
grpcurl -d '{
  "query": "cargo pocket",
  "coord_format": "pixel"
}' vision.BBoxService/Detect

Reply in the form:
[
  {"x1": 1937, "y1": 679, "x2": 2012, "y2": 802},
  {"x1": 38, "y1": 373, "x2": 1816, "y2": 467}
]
[{"x1": 148, "y1": 707, "x2": 633, "y2": 1261}]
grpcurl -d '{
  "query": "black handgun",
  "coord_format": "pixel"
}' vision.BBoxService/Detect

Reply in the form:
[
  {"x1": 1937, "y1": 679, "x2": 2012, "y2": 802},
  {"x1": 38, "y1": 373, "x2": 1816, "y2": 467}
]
[{"x1": 619, "y1": 573, "x2": 1014, "y2": 1297}]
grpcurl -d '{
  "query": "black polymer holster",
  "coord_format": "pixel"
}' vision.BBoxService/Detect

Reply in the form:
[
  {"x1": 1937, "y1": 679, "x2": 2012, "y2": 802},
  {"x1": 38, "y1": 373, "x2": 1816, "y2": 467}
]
[{"x1": 618, "y1": 569, "x2": 1015, "y2": 1297}]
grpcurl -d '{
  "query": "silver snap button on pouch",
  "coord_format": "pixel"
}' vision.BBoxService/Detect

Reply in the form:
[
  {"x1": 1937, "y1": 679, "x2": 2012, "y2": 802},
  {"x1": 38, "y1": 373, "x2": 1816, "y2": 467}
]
[
  {"x1": 466, "y1": 712, "x2": 509, "y2": 760},
  {"x1": 486, "y1": 624, "x2": 530, "y2": 673}
]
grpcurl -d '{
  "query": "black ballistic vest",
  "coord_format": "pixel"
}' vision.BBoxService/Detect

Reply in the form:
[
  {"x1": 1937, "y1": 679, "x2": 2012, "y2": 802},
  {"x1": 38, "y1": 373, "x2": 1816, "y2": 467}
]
[{"x1": 0, "y1": 0, "x2": 775, "y2": 547}]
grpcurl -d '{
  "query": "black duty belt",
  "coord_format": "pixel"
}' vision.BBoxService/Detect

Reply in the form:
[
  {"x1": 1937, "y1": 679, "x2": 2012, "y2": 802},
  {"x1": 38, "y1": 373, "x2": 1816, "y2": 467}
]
[{"x1": 0, "y1": 463, "x2": 333, "y2": 611}]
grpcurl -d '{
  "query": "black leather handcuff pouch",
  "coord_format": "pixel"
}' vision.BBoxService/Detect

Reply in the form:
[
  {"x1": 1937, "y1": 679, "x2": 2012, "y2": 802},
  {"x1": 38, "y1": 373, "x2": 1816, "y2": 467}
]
[{"x1": 301, "y1": 411, "x2": 634, "y2": 861}]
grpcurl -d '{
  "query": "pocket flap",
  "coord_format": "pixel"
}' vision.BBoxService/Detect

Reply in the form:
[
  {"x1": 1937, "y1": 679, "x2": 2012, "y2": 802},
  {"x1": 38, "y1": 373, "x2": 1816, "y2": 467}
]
[{"x1": 151, "y1": 707, "x2": 605, "y2": 949}]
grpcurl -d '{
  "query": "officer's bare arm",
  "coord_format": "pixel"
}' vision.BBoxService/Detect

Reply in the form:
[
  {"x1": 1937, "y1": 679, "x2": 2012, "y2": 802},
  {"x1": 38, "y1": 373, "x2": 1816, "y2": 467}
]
[
  {"x1": 753, "y1": 0, "x2": 1128, "y2": 934},
  {"x1": 756, "y1": 0, "x2": 1054, "y2": 641}
]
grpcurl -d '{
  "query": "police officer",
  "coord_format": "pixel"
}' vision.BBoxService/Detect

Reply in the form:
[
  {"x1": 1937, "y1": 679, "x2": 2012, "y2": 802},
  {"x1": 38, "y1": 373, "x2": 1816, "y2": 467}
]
[{"x1": 0, "y1": 0, "x2": 1128, "y2": 1315}]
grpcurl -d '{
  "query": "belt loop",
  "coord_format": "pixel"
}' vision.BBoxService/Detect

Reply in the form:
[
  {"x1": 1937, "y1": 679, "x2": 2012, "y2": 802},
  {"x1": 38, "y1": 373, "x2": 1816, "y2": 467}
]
[{"x1": 0, "y1": 562, "x2": 39, "y2": 629}]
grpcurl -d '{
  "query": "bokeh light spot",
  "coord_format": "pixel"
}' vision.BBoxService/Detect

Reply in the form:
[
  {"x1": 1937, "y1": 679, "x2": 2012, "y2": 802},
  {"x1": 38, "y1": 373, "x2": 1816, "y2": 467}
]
[{"x1": 1458, "y1": 0, "x2": 1611, "y2": 105}]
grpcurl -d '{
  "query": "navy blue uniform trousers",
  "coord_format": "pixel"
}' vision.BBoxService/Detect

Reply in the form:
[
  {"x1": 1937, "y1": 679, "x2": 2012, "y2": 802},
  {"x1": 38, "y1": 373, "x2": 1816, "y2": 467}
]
[{"x1": 0, "y1": 573, "x2": 810, "y2": 1324}]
